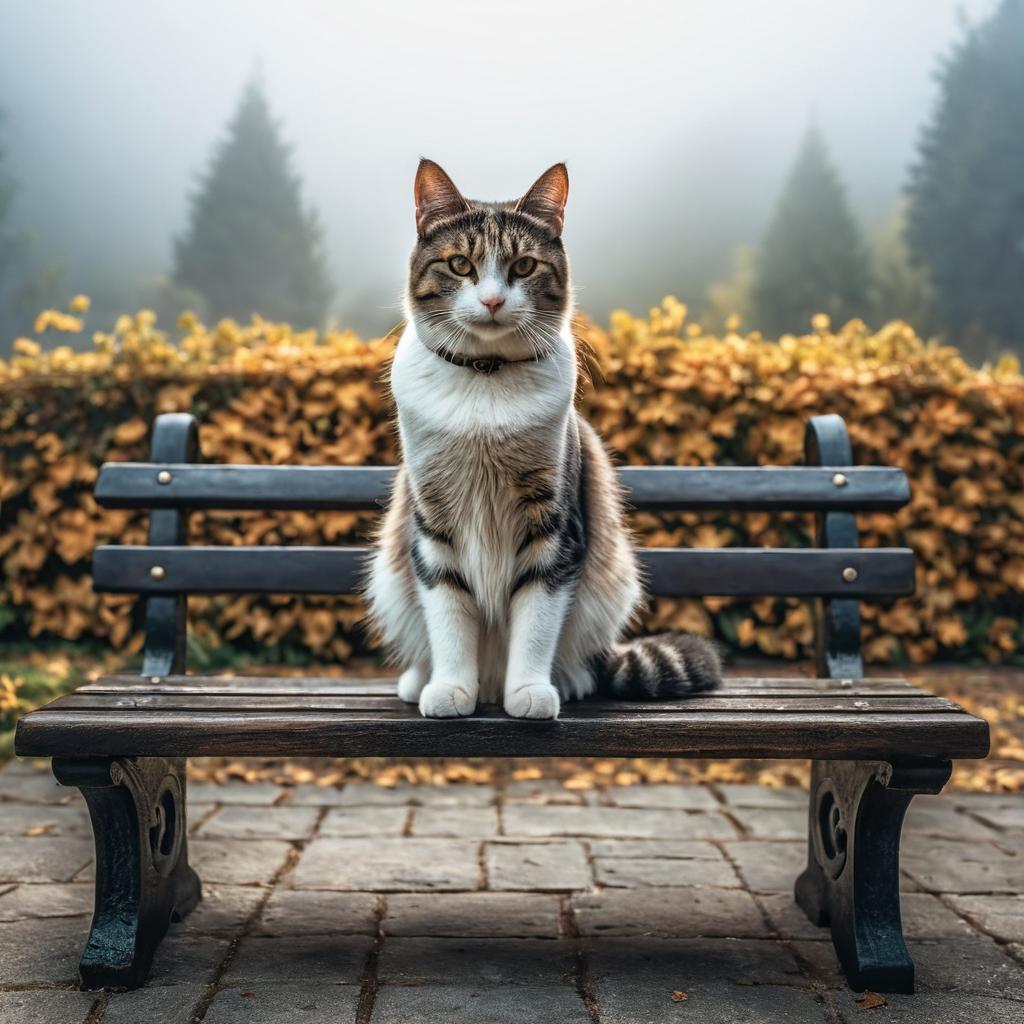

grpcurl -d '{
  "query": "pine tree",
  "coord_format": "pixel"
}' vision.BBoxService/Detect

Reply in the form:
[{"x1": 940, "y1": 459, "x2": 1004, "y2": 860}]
[
  {"x1": 907, "y1": 0, "x2": 1024, "y2": 359},
  {"x1": 0, "y1": 111, "x2": 61, "y2": 350},
  {"x1": 751, "y1": 127, "x2": 870, "y2": 336},
  {"x1": 174, "y1": 78, "x2": 332, "y2": 328}
]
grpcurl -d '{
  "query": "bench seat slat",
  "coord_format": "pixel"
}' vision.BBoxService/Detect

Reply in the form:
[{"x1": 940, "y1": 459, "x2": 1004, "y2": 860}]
[
  {"x1": 76, "y1": 675, "x2": 925, "y2": 696},
  {"x1": 15, "y1": 706, "x2": 989, "y2": 760},
  {"x1": 76, "y1": 683, "x2": 928, "y2": 699},
  {"x1": 95, "y1": 463, "x2": 911, "y2": 513},
  {"x1": 93, "y1": 545, "x2": 916, "y2": 598},
  {"x1": 73, "y1": 687, "x2": 933, "y2": 699},
  {"x1": 46, "y1": 692, "x2": 960, "y2": 715}
]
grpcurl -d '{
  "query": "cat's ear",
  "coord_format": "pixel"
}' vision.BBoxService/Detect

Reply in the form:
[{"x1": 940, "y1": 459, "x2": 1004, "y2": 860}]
[
  {"x1": 414, "y1": 159, "x2": 470, "y2": 236},
  {"x1": 516, "y1": 163, "x2": 569, "y2": 235}
]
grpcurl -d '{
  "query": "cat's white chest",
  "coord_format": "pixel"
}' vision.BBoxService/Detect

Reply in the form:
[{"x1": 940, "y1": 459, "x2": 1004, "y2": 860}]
[
  {"x1": 390, "y1": 326, "x2": 575, "y2": 436},
  {"x1": 391, "y1": 326, "x2": 574, "y2": 625}
]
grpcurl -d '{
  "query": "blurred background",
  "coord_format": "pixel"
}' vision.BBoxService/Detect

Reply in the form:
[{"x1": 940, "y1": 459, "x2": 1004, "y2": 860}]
[{"x1": 0, "y1": 0, "x2": 1020, "y2": 361}]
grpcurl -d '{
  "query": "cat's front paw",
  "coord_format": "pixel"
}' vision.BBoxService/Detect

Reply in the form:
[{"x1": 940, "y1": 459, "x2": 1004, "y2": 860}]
[
  {"x1": 397, "y1": 663, "x2": 429, "y2": 704},
  {"x1": 504, "y1": 682, "x2": 560, "y2": 720},
  {"x1": 419, "y1": 680, "x2": 478, "y2": 718}
]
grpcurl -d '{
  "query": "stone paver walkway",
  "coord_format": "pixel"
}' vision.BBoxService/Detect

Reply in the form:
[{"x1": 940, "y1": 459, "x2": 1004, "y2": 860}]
[{"x1": 0, "y1": 760, "x2": 1022, "y2": 1023}]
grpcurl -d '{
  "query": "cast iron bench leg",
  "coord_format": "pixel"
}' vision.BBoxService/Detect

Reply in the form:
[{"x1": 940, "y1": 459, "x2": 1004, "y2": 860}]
[
  {"x1": 794, "y1": 759, "x2": 951, "y2": 993},
  {"x1": 53, "y1": 756, "x2": 201, "y2": 990}
]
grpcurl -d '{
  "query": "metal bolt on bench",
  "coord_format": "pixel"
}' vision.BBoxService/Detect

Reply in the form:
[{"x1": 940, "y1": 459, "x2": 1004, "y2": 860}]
[{"x1": 14, "y1": 411, "x2": 989, "y2": 993}]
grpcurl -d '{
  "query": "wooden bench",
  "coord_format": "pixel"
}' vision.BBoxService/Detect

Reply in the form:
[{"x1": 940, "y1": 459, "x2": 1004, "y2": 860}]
[{"x1": 15, "y1": 412, "x2": 989, "y2": 994}]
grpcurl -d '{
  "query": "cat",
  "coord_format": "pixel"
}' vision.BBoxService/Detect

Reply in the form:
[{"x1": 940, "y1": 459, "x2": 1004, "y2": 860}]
[{"x1": 366, "y1": 159, "x2": 721, "y2": 719}]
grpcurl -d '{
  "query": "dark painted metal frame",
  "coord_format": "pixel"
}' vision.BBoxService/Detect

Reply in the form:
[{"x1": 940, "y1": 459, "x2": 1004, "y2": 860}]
[
  {"x1": 796, "y1": 414, "x2": 947, "y2": 993},
  {"x1": 794, "y1": 758, "x2": 952, "y2": 992},
  {"x1": 141, "y1": 414, "x2": 197, "y2": 679},
  {"x1": 805, "y1": 414, "x2": 865, "y2": 679},
  {"x1": 53, "y1": 756, "x2": 200, "y2": 990},
  {"x1": 50, "y1": 411, "x2": 955, "y2": 994},
  {"x1": 60, "y1": 415, "x2": 202, "y2": 990}
]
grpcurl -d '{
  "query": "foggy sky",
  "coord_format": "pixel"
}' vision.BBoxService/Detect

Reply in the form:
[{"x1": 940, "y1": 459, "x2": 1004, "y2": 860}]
[{"x1": 0, "y1": 0, "x2": 1000, "y2": 334}]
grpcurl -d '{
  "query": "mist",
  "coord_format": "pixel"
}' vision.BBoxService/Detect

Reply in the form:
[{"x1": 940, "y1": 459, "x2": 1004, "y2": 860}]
[{"x1": 0, "y1": 0, "x2": 1000, "y2": 335}]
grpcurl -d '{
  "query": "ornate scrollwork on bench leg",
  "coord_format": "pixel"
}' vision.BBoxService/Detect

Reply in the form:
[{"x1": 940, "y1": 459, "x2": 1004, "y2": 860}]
[
  {"x1": 52, "y1": 757, "x2": 201, "y2": 990},
  {"x1": 794, "y1": 759, "x2": 951, "y2": 994}
]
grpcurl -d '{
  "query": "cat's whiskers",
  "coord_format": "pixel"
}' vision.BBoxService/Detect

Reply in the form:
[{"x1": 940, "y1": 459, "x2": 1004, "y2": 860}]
[
  {"x1": 435, "y1": 321, "x2": 470, "y2": 363},
  {"x1": 417, "y1": 309, "x2": 470, "y2": 357},
  {"x1": 514, "y1": 316, "x2": 568, "y2": 389},
  {"x1": 520, "y1": 312, "x2": 563, "y2": 351}
]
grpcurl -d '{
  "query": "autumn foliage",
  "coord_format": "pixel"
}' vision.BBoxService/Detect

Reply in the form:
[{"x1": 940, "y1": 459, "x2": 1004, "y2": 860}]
[{"x1": 1, "y1": 297, "x2": 1022, "y2": 666}]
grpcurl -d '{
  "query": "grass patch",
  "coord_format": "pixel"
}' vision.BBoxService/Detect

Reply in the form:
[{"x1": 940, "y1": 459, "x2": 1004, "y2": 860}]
[{"x1": 0, "y1": 656, "x2": 83, "y2": 757}]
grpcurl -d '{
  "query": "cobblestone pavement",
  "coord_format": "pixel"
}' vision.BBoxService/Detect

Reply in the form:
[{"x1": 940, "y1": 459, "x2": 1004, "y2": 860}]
[{"x1": 1, "y1": 760, "x2": 1022, "y2": 1023}]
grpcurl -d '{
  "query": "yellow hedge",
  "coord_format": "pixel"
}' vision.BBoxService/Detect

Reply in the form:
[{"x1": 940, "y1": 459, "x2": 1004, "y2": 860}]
[{"x1": 2, "y1": 298, "x2": 1022, "y2": 665}]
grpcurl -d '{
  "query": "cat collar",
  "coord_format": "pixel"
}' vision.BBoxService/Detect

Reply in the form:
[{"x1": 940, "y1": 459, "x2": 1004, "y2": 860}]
[{"x1": 433, "y1": 347, "x2": 543, "y2": 375}]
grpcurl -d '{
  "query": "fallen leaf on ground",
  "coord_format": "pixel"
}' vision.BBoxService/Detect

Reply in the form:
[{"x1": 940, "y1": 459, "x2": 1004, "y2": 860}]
[
  {"x1": 855, "y1": 992, "x2": 887, "y2": 1009},
  {"x1": 24, "y1": 823, "x2": 56, "y2": 836},
  {"x1": 563, "y1": 775, "x2": 595, "y2": 790},
  {"x1": 671, "y1": 990, "x2": 689, "y2": 1002}
]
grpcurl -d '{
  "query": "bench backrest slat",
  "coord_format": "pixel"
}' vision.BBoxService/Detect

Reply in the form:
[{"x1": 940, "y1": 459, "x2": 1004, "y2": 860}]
[
  {"x1": 95, "y1": 463, "x2": 910, "y2": 513},
  {"x1": 92, "y1": 545, "x2": 915, "y2": 599}
]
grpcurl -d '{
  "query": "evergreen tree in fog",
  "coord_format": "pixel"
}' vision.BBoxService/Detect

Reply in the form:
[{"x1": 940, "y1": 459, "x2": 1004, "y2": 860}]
[
  {"x1": 174, "y1": 78, "x2": 332, "y2": 328},
  {"x1": 751, "y1": 126, "x2": 869, "y2": 336},
  {"x1": 907, "y1": 0, "x2": 1024, "y2": 359}
]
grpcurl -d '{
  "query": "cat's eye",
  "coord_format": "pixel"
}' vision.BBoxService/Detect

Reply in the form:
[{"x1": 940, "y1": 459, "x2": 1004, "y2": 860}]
[
  {"x1": 448, "y1": 255, "x2": 473, "y2": 276},
  {"x1": 510, "y1": 256, "x2": 538, "y2": 278}
]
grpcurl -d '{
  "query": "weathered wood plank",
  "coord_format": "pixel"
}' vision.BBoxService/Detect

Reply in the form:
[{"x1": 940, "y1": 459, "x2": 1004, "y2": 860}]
[
  {"x1": 46, "y1": 693, "x2": 960, "y2": 715},
  {"x1": 92, "y1": 545, "x2": 916, "y2": 599},
  {"x1": 73, "y1": 686, "x2": 931, "y2": 700},
  {"x1": 76, "y1": 686, "x2": 927, "y2": 701},
  {"x1": 96, "y1": 463, "x2": 911, "y2": 513},
  {"x1": 15, "y1": 708, "x2": 990, "y2": 760},
  {"x1": 76, "y1": 675, "x2": 927, "y2": 698}
]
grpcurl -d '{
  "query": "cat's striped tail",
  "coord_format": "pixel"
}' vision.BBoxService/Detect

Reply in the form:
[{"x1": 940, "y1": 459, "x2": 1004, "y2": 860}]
[{"x1": 594, "y1": 634, "x2": 722, "y2": 700}]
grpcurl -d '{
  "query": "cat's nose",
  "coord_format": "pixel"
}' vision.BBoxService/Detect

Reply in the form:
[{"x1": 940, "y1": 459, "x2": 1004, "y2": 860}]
[{"x1": 481, "y1": 297, "x2": 505, "y2": 316}]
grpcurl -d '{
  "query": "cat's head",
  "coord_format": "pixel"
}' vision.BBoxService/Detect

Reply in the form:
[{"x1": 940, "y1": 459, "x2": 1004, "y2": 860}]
[{"x1": 406, "y1": 159, "x2": 571, "y2": 359}]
